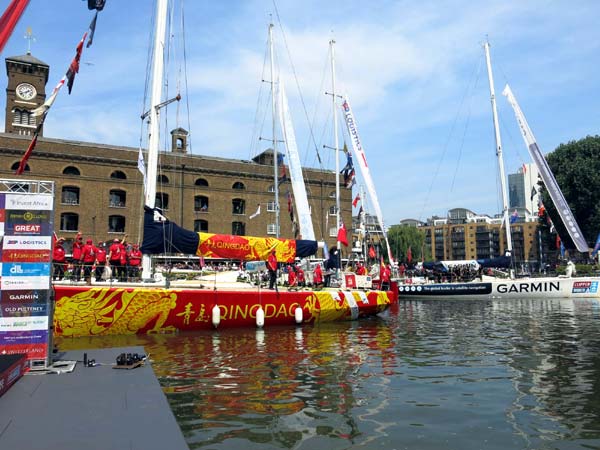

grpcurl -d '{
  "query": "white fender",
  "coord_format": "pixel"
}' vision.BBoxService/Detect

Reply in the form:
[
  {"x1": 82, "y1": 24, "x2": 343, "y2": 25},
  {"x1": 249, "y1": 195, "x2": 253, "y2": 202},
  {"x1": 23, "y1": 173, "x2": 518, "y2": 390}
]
[
  {"x1": 294, "y1": 306, "x2": 303, "y2": 324},
  {"x1": 256, "y1": 306, "x2": 265, "y2": 328},
  {"x1": 211, "y1": 305, "x2": 221, "y2": 328}
]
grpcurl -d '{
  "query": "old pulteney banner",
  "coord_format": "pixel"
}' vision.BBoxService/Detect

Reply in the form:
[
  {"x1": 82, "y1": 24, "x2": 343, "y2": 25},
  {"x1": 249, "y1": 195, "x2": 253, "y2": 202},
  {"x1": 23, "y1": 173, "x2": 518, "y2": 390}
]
[
  {"x1": 0, "y1": 180, "x2": 54, "y2": 369},
  {"x1": 141, "y1": 206, "x2": 318, "y2": 262}
]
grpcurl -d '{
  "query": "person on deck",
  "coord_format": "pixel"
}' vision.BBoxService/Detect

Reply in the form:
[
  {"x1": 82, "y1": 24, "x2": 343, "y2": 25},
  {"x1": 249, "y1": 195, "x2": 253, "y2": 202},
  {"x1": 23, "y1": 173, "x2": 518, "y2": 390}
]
[
  {"x1": 296, "y1": 265, "x2": 305, "y2": 288},
  {"x1": 108, "y1": 236, "x2": 127, "y2": 281},
  {"x1": 95, "y1": 242, "x2": 107, "y2": 282},
  {"x1": 287, "y1": 265, "x2": 298, "y2": 291},
  {"x1": 267, "y1": 250, "x2": 278, "y2": 291},
  {"x1": 52, "y1": 237, "x2": 67, "y2": 280},
  {"x1": 81, "y1": 239, "x2": 98, "y2": 285},
  {"x1": 71, "y1": 232, "x2": 83, "y2": 281},
  {"x1": 381, "y1": 263, "x2": 391, "y2": 290},
  {"x1": 128, "y1": 244, "x2": 143, "y2": 280},
  {"x1": 313, "y1": 263, "x2": 324, "y2": 289}
]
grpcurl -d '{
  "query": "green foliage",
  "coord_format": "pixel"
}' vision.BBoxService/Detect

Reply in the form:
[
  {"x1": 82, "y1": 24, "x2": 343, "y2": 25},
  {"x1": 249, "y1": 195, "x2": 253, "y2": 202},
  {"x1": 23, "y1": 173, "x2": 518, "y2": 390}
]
[
  {"x1": 540, "y1": 135, "x2": 600, "y2": 250},
  {"x1": 386, "y1": 225, "x2": 427, "y2": 263}
]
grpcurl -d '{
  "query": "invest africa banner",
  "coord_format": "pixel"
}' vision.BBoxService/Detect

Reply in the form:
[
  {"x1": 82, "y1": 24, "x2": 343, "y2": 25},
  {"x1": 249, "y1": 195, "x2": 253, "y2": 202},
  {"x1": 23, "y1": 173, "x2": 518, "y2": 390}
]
[{"x1": 0, "y1": 186, "x2": 54, "y2": 369}]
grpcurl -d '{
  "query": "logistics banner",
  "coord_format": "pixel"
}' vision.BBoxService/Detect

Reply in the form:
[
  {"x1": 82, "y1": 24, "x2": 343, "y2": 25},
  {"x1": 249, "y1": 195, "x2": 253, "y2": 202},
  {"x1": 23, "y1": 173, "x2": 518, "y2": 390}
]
[{"x1": 0, "y1": 187, "x2": 54, "y2": 369}]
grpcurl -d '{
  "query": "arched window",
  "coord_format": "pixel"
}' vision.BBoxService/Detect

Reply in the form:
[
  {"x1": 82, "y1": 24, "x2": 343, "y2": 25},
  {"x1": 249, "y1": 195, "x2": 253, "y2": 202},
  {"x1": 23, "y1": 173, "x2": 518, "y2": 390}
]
[
  {"x1": 176, "y1": 138, "x2": 184, "y2": 150},
  {"x1": 110, "y1": 170, "x2": 127, "y2": 180},
  {"x1": 10, "y1": 161, "x2": 30, "y2": 172},
  {"x1": 60, "y1": 213, "x2": 79, "y2": 231},
  {"x1": 12, "y1": 108, "x2": 35, "y2": 126},
  {"x1": 195, "y1": 178, "x2": 209, "y2": 187},
  {"x1": 109, "y1": 189, "x2": 126, "y2": 207},
  {"x1": 232, "y1": 181, "x2": 245, "y2": 190},
  {"x1": 61, "y1": 186, "x2": 80, "y2": 205},
  {"x1": 232, "y1": 221, "x2": 245, "y2": 236},
  {"x1": 155, "y1": 192, "x2": 169, "y2": 210},
  {"x1": 194, "y1": 195, "x2": 209, "y2": 212},
  {"x1": 232, "y1": 198, "x2": 245, "y2": 215},
  {"x1": 194, "y1": 219, "x2": 208, "y2": 233},
  {"x1": 108, "y1": 215, "x2": 126, "y2": 233},
  {"x1": 63, "y1": 166, "x2": 81, "y2": 176},
  {"x1": 157, "y1": 174, "x2": 169, "y2": 184}
]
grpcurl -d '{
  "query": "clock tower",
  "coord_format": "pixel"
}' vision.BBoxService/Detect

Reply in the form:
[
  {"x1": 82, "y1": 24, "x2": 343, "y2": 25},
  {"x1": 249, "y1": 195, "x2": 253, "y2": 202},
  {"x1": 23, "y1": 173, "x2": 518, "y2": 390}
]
[{"x1": 5, "y1": 52, "x2": 49, "y2": 136}]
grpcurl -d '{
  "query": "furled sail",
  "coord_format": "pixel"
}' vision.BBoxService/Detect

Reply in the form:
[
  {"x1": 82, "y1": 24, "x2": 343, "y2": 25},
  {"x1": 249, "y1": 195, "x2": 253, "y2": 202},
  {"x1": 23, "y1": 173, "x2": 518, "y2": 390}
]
[
  {"x1": 341, "y1": 96, "x2": 394, "y2": 262},
  {"x1": 278, "y1": 79, "x2": 315, "y2": 240},
  {"x1": 141, "y1": 207, "x2": 318, "y2": 262},
  {"x1": 502, "y1": 84, "x2": 588, "y2": 252}
]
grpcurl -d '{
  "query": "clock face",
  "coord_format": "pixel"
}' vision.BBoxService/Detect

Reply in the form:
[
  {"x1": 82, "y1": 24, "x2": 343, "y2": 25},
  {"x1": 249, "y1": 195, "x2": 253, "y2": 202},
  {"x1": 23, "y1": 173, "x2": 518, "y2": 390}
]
[{"x1": 16, "y1": 83, "x2": 37, "y2": 100}]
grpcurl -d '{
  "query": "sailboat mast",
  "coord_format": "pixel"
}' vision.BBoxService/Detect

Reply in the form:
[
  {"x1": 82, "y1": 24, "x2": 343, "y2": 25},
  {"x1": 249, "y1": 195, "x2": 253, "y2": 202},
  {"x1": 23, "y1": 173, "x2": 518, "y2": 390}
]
[
  {"x1": 269, "y1": 23, "x2": 280, "y2": 237},
  {"x1": 330, "y1": 39, "x2": 340, "y2": 253},
  {"x1": 483, "y1": 41, "x2": 513, "y2": 256},
  {"x1": 141, "y1": 0, "x2": 169, "y2": 280}
]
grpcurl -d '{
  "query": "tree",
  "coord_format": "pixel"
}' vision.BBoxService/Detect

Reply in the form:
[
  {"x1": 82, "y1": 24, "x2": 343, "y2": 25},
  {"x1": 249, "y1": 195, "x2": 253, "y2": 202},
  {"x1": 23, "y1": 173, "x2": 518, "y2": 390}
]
[
  {"x1": 386, "y1": 224, "x2": 428, "y2": 264},
  {"x1": 540, "y1": 135, "x2": 600, "y2": 252}
]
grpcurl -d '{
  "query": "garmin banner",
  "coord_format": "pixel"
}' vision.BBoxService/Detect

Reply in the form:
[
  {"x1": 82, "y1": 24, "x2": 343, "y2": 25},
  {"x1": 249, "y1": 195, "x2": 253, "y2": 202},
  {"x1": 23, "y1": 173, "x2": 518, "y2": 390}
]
[{"x1": 0, "y1": 180, "x2": 54, "y2": 369}]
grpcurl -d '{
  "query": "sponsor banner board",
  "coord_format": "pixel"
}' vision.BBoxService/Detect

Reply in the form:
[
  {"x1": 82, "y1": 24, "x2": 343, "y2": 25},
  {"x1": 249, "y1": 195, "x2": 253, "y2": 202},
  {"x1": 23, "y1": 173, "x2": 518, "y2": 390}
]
[
  {"x1": 0, "y1": 343, "x2": 47, "y2": 359},
  {"x1": 4, "y1": 210, "x2": 52, "y2": 235},
  {"x1": 2, "y1": 262, "x2": 51, "y2": 277},
  {"x1": 4, "y1": 193, "x2": 53, "y2": 211},
  {"x1": 1, "y1": 302, "x2": 49, "y2": 317},
  {"x1": 0, "y1": 289, "x2": 49, "y2": 304},
  {"x1": 398, "y1": 283, "x2": 493, "y2": 296},
  {"x1": 2, "y1": 236, "x2": 52, "y2": 250},
  {"x1": 0, "y1": 354, "x2": 28, "y2": 397},
  {"x1": 0, "y1": 276, "x2": 50, "y2": 291},
  {"x1": 0, "y1": 329, "x2": 49, "y2": 346},
  {"x1": 0, "y1": 316, "x2": 49, "y2": 332},
  {"x1": 2, "y1": 248, "x2": 51, "y2": 263}
]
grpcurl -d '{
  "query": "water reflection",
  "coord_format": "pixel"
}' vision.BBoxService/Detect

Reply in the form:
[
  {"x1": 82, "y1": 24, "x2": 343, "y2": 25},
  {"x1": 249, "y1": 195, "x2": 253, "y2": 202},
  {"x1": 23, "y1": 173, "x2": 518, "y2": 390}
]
[{"x1": 57, "y1": 298, "x2": 600, "y2": 449}]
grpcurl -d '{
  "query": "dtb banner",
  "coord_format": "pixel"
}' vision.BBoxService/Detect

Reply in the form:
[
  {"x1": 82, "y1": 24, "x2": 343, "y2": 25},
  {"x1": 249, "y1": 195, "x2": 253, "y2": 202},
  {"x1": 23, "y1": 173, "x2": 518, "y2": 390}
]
[{"x1": 0, "y1": 180, "x2": 54, "y2": 369}]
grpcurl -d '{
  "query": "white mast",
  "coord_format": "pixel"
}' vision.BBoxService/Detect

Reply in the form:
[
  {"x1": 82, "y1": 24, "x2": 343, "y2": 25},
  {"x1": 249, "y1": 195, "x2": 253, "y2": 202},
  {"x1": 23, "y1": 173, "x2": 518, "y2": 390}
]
[
  {"x1": 269, "y1": 23, "x2": 280, "y2": 237},
  {"x1": 330, "y1": 38, "x2": 340, "y2": 259},
  {"x1": 142, "y1": 0, "x2": 169, "y2": 280},
  {"x1": 483, "y1": 41, "x2": 513, "y2": 258}
]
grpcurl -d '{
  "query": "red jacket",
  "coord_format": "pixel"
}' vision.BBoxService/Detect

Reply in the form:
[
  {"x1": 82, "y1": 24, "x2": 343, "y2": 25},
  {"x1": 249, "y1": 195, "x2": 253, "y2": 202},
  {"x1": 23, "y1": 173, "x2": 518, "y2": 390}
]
[
  {"x1": 108, "y1": 242, "x2": 122, "y2": 262},
  {"x1": 313, "y1": 265, "x2": 323, "y2": 284},
  {"x1": 53, "y1": 244, "x2": 66, "y2": 262},
  {"x1": 267, "y1": 253, "x2": 277, "y2": 271},
  {"x1": 82, "y1": 241, "x2": 97, "y2": 263},
  {"x1": 128, "y1": 249, "x2": 142, "y2": 266}
]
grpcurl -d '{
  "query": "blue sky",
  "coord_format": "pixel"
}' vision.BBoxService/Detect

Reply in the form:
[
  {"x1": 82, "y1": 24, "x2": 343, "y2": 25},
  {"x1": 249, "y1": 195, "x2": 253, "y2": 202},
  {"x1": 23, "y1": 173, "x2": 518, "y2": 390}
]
[{"x1": 2, "y1": 0, "x2": 599, "y2": 227}]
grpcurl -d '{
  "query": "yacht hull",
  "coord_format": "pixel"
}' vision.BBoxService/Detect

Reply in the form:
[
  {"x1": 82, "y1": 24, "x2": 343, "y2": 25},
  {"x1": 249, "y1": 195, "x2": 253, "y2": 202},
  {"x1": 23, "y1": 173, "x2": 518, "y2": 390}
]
[{"x1": 53, "y1": 285, "x2": 394, "y2": 337}]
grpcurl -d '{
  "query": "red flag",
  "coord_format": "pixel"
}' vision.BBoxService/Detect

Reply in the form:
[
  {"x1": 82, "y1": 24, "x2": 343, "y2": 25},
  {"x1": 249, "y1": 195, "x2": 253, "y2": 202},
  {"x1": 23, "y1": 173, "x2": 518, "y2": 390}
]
[
  {"x1": 556, "y1": 234, "x2": 561, "y2": 250},
  {"x1": 352, "y1": 194, "x2": 360, "y2": 208},
  {"x1": 337, "y1": 222, "x2": 348, "y2": 247},
  {"x1": 407, "y1": 246, "x2": 412, "y2": 263},
  {"x1": 66, "y1": 32, "x2": 88, "y2": 94},
  {"x1": 15, "y1": 128, "x2": 40, "y2": 175},
  {"x1": 368, "y1": 245, "x2": 376, "y2": 259},
  {"x1": 0, "y1": 0, "x2": 30, "y2": 54}
]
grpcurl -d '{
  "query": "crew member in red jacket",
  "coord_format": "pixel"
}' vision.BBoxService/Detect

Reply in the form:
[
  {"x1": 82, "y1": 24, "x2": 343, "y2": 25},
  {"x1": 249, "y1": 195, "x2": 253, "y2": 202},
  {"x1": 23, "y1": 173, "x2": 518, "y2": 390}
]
[
  {"x1": 81, "y1": 239, "x2": 98, "y2": 285},
  {"x1": 71, "y1": 232, "x2": 83, "y2": 281},
  {"x1": 95, "y1": 241, "x2": 107, "y2": 282},
  {"x1": 53, "y1": 237, "x2": 67, "y2": 280},
  {"x1": 267, "y1": 250, "x2": 278, "y2": 291},
  {"x1": 128, "y1": 244, "x2": 143, "y2": 280},
  {"x1": 313, "y1": 263, "x2": 323, "y2": 289}
]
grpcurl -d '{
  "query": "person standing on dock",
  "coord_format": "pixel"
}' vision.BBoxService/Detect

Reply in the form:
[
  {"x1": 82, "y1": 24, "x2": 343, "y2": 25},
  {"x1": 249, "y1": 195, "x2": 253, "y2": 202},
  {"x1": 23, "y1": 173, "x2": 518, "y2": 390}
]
[
  {"x1": 81, "y1": 239, "x2": 98, "y2": 286},
  {"x1": 95, "y1": 242, "x2": 107, "y2": 282}
]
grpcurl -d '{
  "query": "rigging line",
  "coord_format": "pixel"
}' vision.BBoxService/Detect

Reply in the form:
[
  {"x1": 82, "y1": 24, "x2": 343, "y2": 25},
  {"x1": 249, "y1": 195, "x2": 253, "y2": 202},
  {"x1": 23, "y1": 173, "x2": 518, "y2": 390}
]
[
  {"x1": 180, "y1": 0, "x2": 193, "y2": 155},
  {"x1": 305, "y1": 49, "x2": 331, "y2": 172},
  {"x1": 248, "y1": 34, "x2": 270, "y2": 160},
  {"x1": 417, "y1": 53, "x2": 483, "y2": 222},
  {"x1": 271, "y1": 0, "x2": 322, "y2": 166}
]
